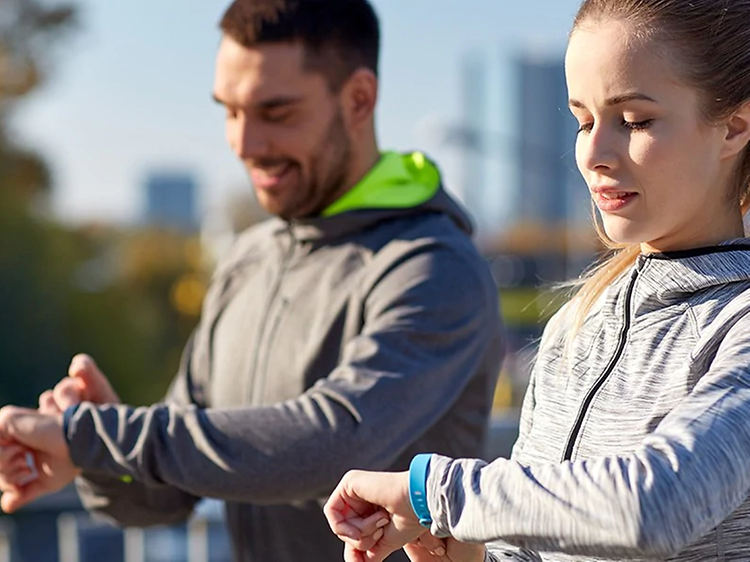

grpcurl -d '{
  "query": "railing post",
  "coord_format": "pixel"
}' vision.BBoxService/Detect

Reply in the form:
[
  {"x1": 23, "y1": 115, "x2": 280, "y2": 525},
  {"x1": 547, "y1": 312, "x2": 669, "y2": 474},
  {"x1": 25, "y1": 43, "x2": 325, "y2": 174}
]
[
  {"x1": 57, "y1": 513, "x2": 80, "y2": 562},
  {"x1": 187, "y1": 518, "x2": 209, "y2": 562},
  {"x1": 0, "y1": 520, "x2": 12, "y2": 562},
  {"x1": 124, "y1": 527, "x2": 146, "y2": 562}
]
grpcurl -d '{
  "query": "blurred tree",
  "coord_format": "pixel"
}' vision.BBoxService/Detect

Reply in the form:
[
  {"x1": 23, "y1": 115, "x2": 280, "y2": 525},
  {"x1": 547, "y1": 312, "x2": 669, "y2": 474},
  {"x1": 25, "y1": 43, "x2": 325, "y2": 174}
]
[
  {"x1": 0, "y1": 195, "x2": 73, "y2": 406},
  {"x1": 0, "y1": 1, "x2": 256, "y2": 409},
  {"x1": 0, "y1": 0, "x2": 75, "y2": 236},
  {"x1": 60, "y1": 226, "x2": 209, "y2": 406},
  {"x1": 0, "y1": 1, "x2": 79, "y2": 406},
  {"x1": 1, "y1": 0, "x2": 77, "y2": 206},
  {"x1": 0, "y1": 0, "x2": 77, "y2": 105}
]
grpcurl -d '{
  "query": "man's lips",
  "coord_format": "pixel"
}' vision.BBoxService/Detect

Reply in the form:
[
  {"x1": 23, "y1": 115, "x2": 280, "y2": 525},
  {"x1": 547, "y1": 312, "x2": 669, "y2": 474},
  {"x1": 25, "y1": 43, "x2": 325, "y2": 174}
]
[{"x1": 250, "y1": 162, "x2": 294, "y2": 191}]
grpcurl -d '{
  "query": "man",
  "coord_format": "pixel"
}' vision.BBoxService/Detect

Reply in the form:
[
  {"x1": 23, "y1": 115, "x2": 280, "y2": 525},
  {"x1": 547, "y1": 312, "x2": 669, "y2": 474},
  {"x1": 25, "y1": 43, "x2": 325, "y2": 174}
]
[{"x1": 0, "y1": 1, "x2": 505, "y2": 560}]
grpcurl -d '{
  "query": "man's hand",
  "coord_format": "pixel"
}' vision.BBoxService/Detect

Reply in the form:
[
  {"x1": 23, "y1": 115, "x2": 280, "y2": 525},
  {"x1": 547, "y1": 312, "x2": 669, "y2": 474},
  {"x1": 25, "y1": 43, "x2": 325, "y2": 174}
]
[
  {"x1": 63, "y1": 353, "x2": 120, "y2": 406},
  {"x1": 38, "y1": 353, "x2": 119, "y2": 419},
  {"x1": 324, "y1": 470, "x2": 427, "y2": 562},
  {"x1": 0, "y1": 407, "x2": 80, "y2": 513},
  {"x1": 1, "y1": 352, "x2": 120, "y2": 513}
]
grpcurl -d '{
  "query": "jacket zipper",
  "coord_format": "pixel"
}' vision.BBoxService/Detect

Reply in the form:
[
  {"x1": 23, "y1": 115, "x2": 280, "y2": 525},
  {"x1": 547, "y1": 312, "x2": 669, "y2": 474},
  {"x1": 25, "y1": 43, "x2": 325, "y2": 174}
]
[
  {"x1": 561, "y1": 266, "x2": 639, "y2": 461},
  {"x1": 246, "y1": 225, "x2": 297, "y2": 403}
]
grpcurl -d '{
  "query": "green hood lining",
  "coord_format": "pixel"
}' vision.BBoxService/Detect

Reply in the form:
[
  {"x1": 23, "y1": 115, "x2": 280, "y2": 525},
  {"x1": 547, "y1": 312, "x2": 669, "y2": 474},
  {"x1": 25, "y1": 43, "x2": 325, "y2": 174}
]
[{"x1": 322, "y1": 151, "x2": 441, "y2": 217}]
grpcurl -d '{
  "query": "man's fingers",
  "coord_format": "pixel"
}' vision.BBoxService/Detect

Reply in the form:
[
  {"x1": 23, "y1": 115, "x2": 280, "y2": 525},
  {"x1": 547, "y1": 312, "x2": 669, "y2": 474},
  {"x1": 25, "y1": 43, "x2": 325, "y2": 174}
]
[
  {"x1": 0, "y1": 479, "x2": 47, "y2": 513},
  {"x1": 0, "y1": 443, "x2": 27, "y2": 465},
  {"x1": 68, "y1": 353, "x2": 95, "y2": 378},
  {"x1": 0, "y1": 453, "x2": 32, "y2": 477},
  {"x1": 52, "y1": 378, "x2": 85, "y2": 411},
  {"x1": 0, "y1": 465, "x2": 35, "y2": 488},
  {"x1": 39, "y1": 390, "x2": 57, "y2": 414},
  {"x1": 0, "y1": 407, "x2": 36, "y2": 446},
  {"x1": 68, "y1": 354, "x2": 119, "y2": 404},
  {"x1": 0, "y1": 407, "x2": 67, "y2": 458}
]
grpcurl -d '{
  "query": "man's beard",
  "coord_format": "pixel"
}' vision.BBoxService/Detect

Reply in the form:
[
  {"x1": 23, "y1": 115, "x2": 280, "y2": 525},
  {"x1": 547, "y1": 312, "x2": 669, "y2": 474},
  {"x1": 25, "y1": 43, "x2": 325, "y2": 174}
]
[{"x1": 295, "y1": 108, "x2": 353, "y2": 219}]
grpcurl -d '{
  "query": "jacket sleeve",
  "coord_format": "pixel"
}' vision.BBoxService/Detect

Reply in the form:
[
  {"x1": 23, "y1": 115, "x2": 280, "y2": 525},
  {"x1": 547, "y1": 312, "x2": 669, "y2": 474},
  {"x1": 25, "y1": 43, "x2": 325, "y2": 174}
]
[
  {"x1": 65, "y1": 243, "x2": 503, "y2": 504},
  {"x1": 424, "y1": 310, "x2": 750, "y2": 559},
  {"x1": 73, "y1": 332, "x2": 204, "y2": 527}
]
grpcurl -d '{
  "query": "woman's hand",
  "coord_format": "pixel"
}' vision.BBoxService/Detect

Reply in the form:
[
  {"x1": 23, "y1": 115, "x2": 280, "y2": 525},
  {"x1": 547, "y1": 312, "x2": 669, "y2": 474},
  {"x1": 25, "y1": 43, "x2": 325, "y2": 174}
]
[
  {"x1": 404, "y1": 536, "x2": 486, "y2": 562},
  {"x1": 325, "y1": 469, "x2": 427, "y2": 562}
]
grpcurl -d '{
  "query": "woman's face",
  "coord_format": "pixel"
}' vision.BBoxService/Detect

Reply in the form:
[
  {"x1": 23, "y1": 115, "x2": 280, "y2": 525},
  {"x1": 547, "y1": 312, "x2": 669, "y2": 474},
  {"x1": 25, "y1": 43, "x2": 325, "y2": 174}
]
[{"x1": 565, "y1": 19, "x2": 745, "y2": 252}]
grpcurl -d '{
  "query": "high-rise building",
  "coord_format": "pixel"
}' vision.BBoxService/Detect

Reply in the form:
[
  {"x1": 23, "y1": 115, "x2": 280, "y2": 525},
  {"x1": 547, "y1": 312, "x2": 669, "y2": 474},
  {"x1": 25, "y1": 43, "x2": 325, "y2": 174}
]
[
  {"x1": 143, "y1": 170, "x2": 200, "y2": 231},
  {"x1": 513, "y1": 53, "x2": 589, "y2": 226}
]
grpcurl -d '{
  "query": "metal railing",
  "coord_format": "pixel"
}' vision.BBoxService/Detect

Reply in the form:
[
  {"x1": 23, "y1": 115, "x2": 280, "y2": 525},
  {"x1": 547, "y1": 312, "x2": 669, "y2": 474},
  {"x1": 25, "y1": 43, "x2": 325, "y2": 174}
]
[
  {"x1": 0, "y1": 520, "x2": 13, "y2": 562},
  {"x1": 54, "y1": 507, "x2": 231, "y2": 562},
  {"x1": 0, "y1": 416, "x2": 520, "y2": 562},
  {"x1": 0, "y1": 498, "x2": 230, "y2": 562}
]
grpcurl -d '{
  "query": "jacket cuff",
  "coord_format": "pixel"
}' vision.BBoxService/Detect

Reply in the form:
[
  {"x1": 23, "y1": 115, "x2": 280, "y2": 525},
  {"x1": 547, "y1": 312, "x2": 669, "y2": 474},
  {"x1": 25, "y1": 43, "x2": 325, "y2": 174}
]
[
  {"x1": 62, "y1": 404, "x2": 81, "y2": 443},
  {"x1": 424, "y1": 453, "x2": 459, "y2": 538}
]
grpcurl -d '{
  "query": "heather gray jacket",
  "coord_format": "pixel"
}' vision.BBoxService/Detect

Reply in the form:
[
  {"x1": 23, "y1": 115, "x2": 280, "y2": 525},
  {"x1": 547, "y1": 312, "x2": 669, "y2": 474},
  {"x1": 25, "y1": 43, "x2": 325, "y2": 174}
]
[
  {"x1": 425, "y1": 241, "x2": 750, "y2": 561},
  {"x1": 64, "y1": 152, "x2": 505, "y2": 562}
]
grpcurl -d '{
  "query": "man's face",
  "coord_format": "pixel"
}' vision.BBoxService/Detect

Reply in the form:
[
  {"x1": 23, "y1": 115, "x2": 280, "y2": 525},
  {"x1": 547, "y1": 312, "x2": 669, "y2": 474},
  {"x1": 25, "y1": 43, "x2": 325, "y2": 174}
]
[{"x1": 213, "y1": 37, "x2": 353, "y2": 220}]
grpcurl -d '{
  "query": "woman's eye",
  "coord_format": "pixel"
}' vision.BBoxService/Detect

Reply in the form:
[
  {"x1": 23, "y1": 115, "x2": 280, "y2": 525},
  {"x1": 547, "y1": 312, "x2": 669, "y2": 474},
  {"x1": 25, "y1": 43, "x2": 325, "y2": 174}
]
[{"x1": 622, "y1": 119, "x2": 653, "y2": 131}]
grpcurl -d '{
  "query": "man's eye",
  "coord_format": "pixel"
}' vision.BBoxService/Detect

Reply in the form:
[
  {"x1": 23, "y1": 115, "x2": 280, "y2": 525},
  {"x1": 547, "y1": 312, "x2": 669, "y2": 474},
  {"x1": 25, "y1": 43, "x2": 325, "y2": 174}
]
[{"x1": 263, "y1": 110, "x2": 292, "y2": 123}]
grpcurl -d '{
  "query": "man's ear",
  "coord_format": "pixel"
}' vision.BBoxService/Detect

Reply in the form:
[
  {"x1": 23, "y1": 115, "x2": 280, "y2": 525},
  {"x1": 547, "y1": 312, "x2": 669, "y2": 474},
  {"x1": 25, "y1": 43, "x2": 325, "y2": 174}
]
[
  {"x1": 722, "y1": 100, "x2": 750, "y2": 159},
  {"x1": 340, "y1": 68, "x2": 378, "y2": 130}
]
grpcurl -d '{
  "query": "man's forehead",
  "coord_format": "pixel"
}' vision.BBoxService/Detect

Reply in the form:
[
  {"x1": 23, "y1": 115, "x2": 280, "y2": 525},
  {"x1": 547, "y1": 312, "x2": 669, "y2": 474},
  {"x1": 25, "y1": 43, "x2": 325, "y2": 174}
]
[
  {"x1": 216, "y1": 37, "x2": 306, "y2": 77},
  {"x1": 214, "y1": 37, "x2": 327, "y2": 103}
]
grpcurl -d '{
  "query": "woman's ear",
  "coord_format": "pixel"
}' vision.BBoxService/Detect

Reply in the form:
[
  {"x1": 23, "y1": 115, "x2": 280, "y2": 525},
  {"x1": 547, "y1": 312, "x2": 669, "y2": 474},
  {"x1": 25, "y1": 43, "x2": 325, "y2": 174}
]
[{"x1": 722, "y1": 100, "x2": 750, "y2": 159}]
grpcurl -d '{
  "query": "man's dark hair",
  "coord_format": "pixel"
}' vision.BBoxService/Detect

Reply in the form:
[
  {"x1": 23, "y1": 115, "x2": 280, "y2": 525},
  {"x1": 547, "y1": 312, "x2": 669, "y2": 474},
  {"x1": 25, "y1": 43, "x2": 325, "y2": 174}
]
[{"x1": 219, "y1": 0, "x2": 380, "y2": 91}]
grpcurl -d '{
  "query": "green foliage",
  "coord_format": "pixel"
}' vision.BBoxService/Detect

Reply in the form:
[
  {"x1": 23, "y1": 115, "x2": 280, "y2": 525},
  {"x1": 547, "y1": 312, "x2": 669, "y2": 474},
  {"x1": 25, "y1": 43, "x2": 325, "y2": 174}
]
[
  {"x1": 0, "y1": 1, "x2": 207, "y2": 408},
  {"x1": 0, "y1": 206, "x2": 207, "y2": 407},
  {"x1": 71, "y1": 228, "x2": 207, "y2": 405},
  {"x1": 0, "y1": 0, "x2": 77, "y2": 103},
  {"x1": 0, "y1": 193, "x2": 74, "y2": 406}
]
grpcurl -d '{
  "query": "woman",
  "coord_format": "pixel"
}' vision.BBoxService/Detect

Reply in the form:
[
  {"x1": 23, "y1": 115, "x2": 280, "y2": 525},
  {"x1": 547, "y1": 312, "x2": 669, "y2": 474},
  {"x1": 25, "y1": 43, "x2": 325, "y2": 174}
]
[{"x1": 323, "y1": 0, "x2": 750, "y2": 560}]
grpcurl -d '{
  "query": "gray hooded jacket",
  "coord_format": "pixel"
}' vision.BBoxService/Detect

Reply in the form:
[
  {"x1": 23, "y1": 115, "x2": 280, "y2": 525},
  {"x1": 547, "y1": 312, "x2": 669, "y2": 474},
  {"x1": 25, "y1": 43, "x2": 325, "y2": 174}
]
[
  {"x1": 424, "y1": 241, "x2": 750, "y2": 561},
  {"x1": 63, "y1": 152, "x2": 505, "y2": 562}
]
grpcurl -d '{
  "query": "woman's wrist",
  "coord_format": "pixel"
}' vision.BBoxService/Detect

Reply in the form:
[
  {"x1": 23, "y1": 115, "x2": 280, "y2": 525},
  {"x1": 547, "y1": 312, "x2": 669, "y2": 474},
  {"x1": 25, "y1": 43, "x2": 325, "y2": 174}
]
[{"x1": 408, "y1": 453, "x2": 434, "y2": 527}]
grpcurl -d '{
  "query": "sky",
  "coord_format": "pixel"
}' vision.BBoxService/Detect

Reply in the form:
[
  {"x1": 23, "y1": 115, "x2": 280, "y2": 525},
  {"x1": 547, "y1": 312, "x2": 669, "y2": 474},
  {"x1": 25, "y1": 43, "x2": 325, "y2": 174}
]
[{"x1": 13, "y1": 0, "x2": 583, "y2": 229}]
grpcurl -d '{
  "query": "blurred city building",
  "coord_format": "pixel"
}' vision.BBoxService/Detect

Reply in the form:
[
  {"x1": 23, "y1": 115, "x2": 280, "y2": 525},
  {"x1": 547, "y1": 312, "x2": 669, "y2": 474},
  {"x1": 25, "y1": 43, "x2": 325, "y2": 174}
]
[
  {"x1": 513, "y1": 52, "x2": 589, "y2": 229},
  {"x1": 143, "y1": 171, "x2": 201, "y2": 232},
  {"x1": 438, "y1": 51, "x2": 602, "y2": 419}
]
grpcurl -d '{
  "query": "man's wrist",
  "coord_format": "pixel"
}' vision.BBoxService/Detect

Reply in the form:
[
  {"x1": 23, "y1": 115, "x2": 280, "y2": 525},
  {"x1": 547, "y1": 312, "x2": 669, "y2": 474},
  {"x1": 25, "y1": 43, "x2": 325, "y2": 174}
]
[{"x1": 408, "y1": 453, "x2": 433, "y2": 528}]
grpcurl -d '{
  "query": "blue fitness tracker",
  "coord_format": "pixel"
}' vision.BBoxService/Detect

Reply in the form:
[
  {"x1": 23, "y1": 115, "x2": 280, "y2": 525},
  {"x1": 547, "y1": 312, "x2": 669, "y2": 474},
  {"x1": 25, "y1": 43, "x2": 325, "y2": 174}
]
[{"x1": 408, "y1": 453, "x2": 433, "y2": 527}]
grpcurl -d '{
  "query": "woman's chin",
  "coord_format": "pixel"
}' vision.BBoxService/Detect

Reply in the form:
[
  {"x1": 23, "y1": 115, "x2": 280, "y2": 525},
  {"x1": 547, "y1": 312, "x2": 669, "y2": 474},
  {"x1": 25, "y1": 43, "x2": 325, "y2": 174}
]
[{"x1": 600, "y1": 218, "x2": 652, "y2": 247}]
